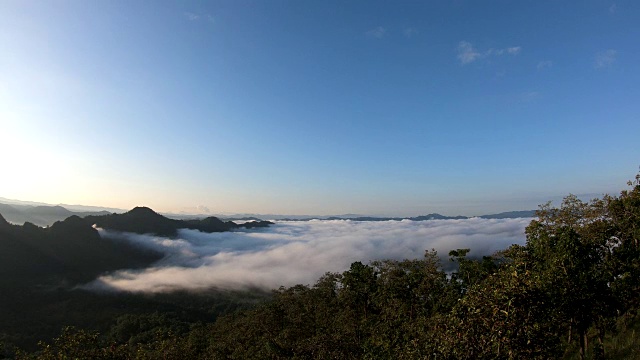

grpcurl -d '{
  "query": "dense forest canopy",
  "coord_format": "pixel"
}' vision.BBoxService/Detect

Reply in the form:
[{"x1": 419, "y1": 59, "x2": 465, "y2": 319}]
[{"x1": 1, "y1": 174, "x2": 639, "y2": 359}]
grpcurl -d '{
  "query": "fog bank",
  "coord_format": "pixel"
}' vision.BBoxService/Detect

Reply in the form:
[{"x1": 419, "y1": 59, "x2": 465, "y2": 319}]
[{"x1": 85, "y1": 218, "x2": 531, "y2": 293}]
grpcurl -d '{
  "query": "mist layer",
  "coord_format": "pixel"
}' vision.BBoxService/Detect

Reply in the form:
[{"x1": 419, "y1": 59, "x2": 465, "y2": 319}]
[{"x1": 85, "y1": 218, "x2": 531, "y2": 292}]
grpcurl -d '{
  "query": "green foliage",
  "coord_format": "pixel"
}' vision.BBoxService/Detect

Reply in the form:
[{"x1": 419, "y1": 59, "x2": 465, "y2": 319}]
[
  {"x1": 448, "y1": 248, "x2": 499, "y2": 295},
  {"x1": 437, "y1": 253, "x2": 563, "y2": 359},
  {"x1": 107, "y1": 312, "x2": 190, "y2": 347},
  {"x1": 31, "y1": 326, "x2": 125, "y2": 360},
  {"x1": 522, "y1": 190, "x2": 639, "y2": 358},
  {"x1": 367, "y1": 251, "x2": 451, "y2": 358}
]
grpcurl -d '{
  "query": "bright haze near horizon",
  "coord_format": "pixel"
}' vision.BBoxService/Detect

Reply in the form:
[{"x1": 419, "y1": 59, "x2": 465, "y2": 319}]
[{"x1": 1, "y1": 1, "x2": 638, "y2": 217}]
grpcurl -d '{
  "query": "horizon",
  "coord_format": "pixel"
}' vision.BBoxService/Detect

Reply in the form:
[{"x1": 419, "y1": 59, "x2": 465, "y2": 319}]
[
  {"x1": 0, "y1": 190, "x2": 614, "y2": 219},
  {"x1": 1, "y1": 1, "x2": 638, "y2": 216}
]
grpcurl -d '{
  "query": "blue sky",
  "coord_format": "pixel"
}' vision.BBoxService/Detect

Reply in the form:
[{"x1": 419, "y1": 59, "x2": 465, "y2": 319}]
[{"x1": 1, "y1": 0, "x2": 638, "y2": 216}]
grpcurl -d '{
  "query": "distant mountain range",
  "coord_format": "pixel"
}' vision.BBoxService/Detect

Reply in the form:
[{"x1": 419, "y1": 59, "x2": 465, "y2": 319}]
[
  {"x1": 0, "y1": 196, "x2": 125, "y2": 213},
  {"x1": 0, "y1": 202, "x2": 113, "y2": 227},
  {"x1": 226, "y1": 210, "x2": 537, "y2": 222},
  {"x1": 0, "y1": 199, "x2": 537, "y2": 227}
]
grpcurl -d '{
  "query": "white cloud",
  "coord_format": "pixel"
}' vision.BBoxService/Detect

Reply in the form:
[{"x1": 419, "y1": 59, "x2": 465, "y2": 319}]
[
  {"x1": 184, "y1": 12, "x2": 200, "y2": 21},
  {"x1": 403, "y1": 27, "x2": 418, "y2": 38},
  {"x1": 537, "y1": 60, "x2": 553, "y2": 70},
  {"x1": 609, "y1": 4, "x2": 617, "y2": 14},
  {"x1": 457, "y1": 41, "x2": 521, "y2": 65},
  {"x1": 366, "y1": 26, "x2": 387, "y2": 39},
  {"x1": 84, "y1": 218, "x2": 532, "y2": 293},
  {"x1": 184, "y1": 12, "x2": 214, "y2": 23},
  {"x1": 457, "y1": 41, "x2": 482, "y2": 64},
  {"x1": 595, "y1": 49, "x2": 617, "y2": 68},
  {"x1": 506, "y1": 46, "x2": 521, "y2": 55}
]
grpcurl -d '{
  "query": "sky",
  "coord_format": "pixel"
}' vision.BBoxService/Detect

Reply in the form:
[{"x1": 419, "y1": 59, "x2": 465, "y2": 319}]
[{"x1": 1, "y1": 0, "x2": 639, "y2": 216}]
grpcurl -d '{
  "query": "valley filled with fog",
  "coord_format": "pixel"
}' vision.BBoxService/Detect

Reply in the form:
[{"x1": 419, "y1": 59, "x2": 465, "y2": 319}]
[{"x1": 87, "y1": 218, "x2": 531, "y2": 292}]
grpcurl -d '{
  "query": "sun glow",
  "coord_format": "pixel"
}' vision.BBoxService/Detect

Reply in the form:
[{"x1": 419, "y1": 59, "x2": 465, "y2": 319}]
[{"x1": 0, "y1": 118, "x2": 77, "y2": 203}]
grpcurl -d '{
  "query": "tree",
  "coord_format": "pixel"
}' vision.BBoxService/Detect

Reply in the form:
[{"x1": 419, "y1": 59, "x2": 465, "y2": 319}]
[
  {"x1": 28, "y1": 326, "x2": 128, "y2": 360},
  {"x1": 435, "y1": 250, "x2": 563, "y2": 359},
  {"x1": 448, "y1": 248, "x2": 499, "y2": 296},
  {"x1": 367, "y1": 250, "x2": 450, "y2": 358},
  {"x1": 606, "y1": 174, "x2": 640, "y2": 313},
  {"x1": 524, "y1": 195, "x2": 619, "y2": 359}
]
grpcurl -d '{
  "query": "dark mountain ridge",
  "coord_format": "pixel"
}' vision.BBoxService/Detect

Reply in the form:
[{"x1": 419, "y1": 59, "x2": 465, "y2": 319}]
[
  {"x1": 0, "y1": 206, "x2": 273, "y2": 286},
  {"x1": 86, "y1": 206, "x2": 273, "y2": 237},
  {"x1": 86, "y1": 207, "x2": 183, "y2": 237},
  {"x1": 0, "y1": 212, "x2": 9, "y2": 228},
  {"x1": 0, "y1": 215, "x2": 161, "y2": 287}
]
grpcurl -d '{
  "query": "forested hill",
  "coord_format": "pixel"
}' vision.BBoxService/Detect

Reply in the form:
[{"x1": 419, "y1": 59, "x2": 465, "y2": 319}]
[
  {"x1": 85, "y1": 206, "x2": 273, "y2": 237},
  {"x1": 0, "y1": 214, "x2": 162, "y2": 287},
  {"x1": 0, "y1": 206, "x2": 272, "y2": 286},
  {"x1": 0, "y1": 208, "x2": 274, "y2": 353}
]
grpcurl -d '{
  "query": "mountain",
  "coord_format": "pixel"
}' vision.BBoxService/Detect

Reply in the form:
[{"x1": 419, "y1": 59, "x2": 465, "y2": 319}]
[
  {"x1": 0, "y1": 214, "x2": 242, "y2": 351},
  {"x1": 0, "y1": 196, "x2": 125, "y2": 213},
  {"x1": 241, "y1": 220, "x2": 275, "y2": 228},
  {"x1": 29, "y1": 205, "x2": 73, "y2": 217},
  {"x1": 0, "y1": 215, "x2": 162, "y2": 287},
  {"x1": 0, "y1": 202, "x2": 122, "y2": 227},
  {"x1": 85, "y1": 207, "x2": 274, "y2": 236},
  {"x1": 0, "y1": 202, "x2": 20, "y2": 215},
  {"x1": 0, "y1": 212, "x2": 11, "y2": 230},
  {"x1": 279, "y1": 212, "x2": 533, "y2": 222},
  {"x1": 86, "y1": 207, "x2": 183, "y2": 237},
  {"x1": 479, "y1": 210, "x2": 537, "y2": 219},
  {"x1": 411, "y1": 213, "x2": 468, "y2": 221},
  {"x1": 0, "y1": 203, "x2": 30, "y2": 223},
  {"x1": 0, "y1": 204, "x2": 276, "y2": 293},
  {"x1": 183, "y1": 216, "x2": 238, "y2": 233},
  {"x1": 2, "y1": 198, "x2": 537, "y2": 228}
]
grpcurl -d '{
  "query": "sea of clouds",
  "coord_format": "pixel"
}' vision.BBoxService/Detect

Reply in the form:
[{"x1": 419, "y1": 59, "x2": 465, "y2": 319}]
[{"x1": 85, "y1": 218, "x2": 532, "y2": 293}]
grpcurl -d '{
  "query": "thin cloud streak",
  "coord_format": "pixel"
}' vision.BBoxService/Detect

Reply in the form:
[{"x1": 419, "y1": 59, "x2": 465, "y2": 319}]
[
  {"x1": 403, "y1": 27, "x2": 418, "y2": 38},
  {"x1": 595, "y1": 49, "x2": 617, "y2": 68},
  {"x1": 457, "y1": 41, "x2": 521, "y2": 65},
  {"x1": 84, "y1": 218, "x2": 532, "y2": 293},
  {"x1": 537, "y1": 60, "x2": 553, "y2": 70},
  {"x1": 184, "y1": 12, "x2": 200, "y2": 21},
  {"x1": 366, "y1": 26, "x2": 387, "y2": 39},
  {"x1": 184, "y1": 12, "x2": 214, "y2": 23},
  {"x1": 457, "y1": 41, "x2": 481, "y2": 64}
]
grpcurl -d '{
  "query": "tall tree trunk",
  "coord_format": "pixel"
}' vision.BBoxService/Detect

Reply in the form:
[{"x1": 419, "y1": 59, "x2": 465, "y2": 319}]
[
  {"x1": 585, "y1": 332, "x2": 588, "y2": 350},
  {"x1": 596, "y1": 326, "x2": 606, "y2": 360},
  {"x1": 579, "y1": 329, "x2": 587, "y2": 360},
  {"x1": 568, "y1": 324, "x2": 573, "y2": 344}
]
